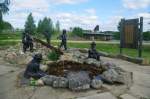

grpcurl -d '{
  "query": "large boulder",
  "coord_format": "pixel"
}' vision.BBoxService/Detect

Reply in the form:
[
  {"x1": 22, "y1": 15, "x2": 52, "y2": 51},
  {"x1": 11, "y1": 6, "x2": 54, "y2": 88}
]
[
  {"x1": 5, "y1": 52, "x2": 17, "y2": 63},
  {"x1": 101, "y1": 67, "x2": 133, "y2": 85},
  {"x1": 101, "y1": 69, "x2": 119, "y2": 84},
  {"x1": 41, "y1": 75, "x2": 69, "y2": 88},
  {"x1": 52, "y1": 77, "x2": 68, "y2": 88},
  {"x1": 63, "y1": 48, "x2": 88, "y2": 64},
  {"x1": 67, "y1": 71, "x2": 91, "y2": 91},
  {"x1": 17, "y1": 55, "x2": 32, "y2": 65},
  {"x1": 91, "y1": 78, "x2": 103, "y2": 89},
  {"x1": 101, "y1": 61, "x2": 116, "y2": 71},
  {"x1": 41, "y1": 75, "x2": 57, "y2": 86},
  {"x1": 84, "y1": 58, "x2": 101, "y2": 67}
]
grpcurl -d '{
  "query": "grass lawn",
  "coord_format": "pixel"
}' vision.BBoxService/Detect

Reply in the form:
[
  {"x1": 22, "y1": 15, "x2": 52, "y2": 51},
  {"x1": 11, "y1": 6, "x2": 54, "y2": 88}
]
[
  {"x1": 0, "y1": 34, "x2": 150, "y2": 62},
  {"x1": 0, "y1": 40, "x2": 149, "y2": 60},
  {"x1": 0, "y1": 33, "x2": 21, "y2": 40},
  {"x1": 51, "y1": 42, "x2": 150, "y2": 60}
]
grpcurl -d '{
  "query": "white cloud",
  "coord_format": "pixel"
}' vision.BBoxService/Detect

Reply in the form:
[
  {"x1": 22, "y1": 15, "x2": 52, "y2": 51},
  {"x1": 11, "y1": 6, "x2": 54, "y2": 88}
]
[
  {"x1": 51, "y1": 12, "x2": 100, "y2": 29},
  {"x1": 9, "y1": 0, "x2": 49, "y2": 14},
  {"x1": 101, "y1": 16, "x2": 123, "y2": 31},
  {"x1": 123, "y1": 0, "x2": 150, "y2": 9},
  {"x1": 4, "y1": 0, "x2": 149, "y2": 31},
  {"x1": 48, "y1": 0, "x2": 88, "y2": 5},
  {"x1": 138, "y1": 12, "x2": 150, "y2": 18},
  {"x1": 4, "y1": 0, "x2": 91, "y2": 29},
  {"x1": 137, "y1": 12, "x2": 150, "y2": 31},
  {"x1": 3, "y1": 0, "x2": 50, "y2": 28}
]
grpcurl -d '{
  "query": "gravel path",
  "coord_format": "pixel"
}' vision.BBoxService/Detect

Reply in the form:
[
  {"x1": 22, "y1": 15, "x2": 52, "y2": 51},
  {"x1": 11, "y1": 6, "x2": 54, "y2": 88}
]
[{"x1": 0, "y1": 56, "x2": 150, "y2": 99}]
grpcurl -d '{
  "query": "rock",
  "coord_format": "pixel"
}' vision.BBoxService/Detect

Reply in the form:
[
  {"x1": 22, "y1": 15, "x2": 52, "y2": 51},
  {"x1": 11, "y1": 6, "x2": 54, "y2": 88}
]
[
  {"x1": 52, "y1": 77, "x2": 68, "y2": 88},
  {"x1": 101, "y1": 67, "x2": 133, "y2": 85},
  {"x1": 60, "y1": 51, "x2": 87, "y2": 64},
  {"x1": 78, "y1": 48, "x2": 88, "y2": 53},
  {"x1": 101, "y1": 61, "x2": 116, "y2": 70},
  {"x1": 59, "y1": 53, "x2": 73, "y2": 61},
  {"x1": 91, "y1": 78, "x2": 103, "y2": 89},
  {"x1": 84, "y1": 58, "x2": 101, "y2": 67},
  {"x1": 72, "y1": 84, "x2": 90, "y2": 91},
  {"x1": 101, "y1": 69, "x2": 119, "y2": 84},
  {"x1": 5, "y1": 52, "x2": 17, "y2": 62},
  {"x1": 41, "y1": 75, "x2": 57, "y2": 86},
  {"x1": 40, "y1": 65, "x2": 48, "y2": 72},
  {"x1": 45, "y1": 61, "x2": 53, "y2": 65},
  {"x1": 17, "y1": 55, "x2": 32, "y2": 65},
  {"x1": 67, "y1": 71, "x2": 91, "y2": 91},
  {"x1": 41, "y1": 75, "x2": 68, "y2": 88},
  {"x1": 36, "y1": 79, "x2": 44, "y2": 86}
]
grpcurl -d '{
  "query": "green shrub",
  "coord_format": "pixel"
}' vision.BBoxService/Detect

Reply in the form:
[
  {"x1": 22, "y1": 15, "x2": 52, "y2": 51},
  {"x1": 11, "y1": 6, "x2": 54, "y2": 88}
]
[{"x1": 47, "y1": 51, "x2": 60, "y2": 61}]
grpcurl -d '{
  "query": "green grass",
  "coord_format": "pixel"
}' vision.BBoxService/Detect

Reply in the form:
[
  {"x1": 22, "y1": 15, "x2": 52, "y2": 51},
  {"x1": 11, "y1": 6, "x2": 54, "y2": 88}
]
[
  {"x1": 0, "y1": 32, "x2": 150, "y2": 62},
  {"x1": 51, "y1": 42, "x2": 150, "y2": 61},
  {"x1": 0, "y1": 40, "x2": 19, "y2": 46},
  {"x1": 0, "y1": 32, "x2": 21, "y2": 40},
  {"x1": 0, "y1": 40, "x2": 149, "y2": 61}
]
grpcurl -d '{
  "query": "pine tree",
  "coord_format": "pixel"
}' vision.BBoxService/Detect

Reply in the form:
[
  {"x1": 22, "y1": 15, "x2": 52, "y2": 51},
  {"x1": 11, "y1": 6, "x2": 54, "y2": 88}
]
[
  {"x1": 37, "y1": 17, "x2": 54, "y2": 34},
  {"x1": 0, "y1": 0, "x2": 10, "y2": 32},
  {"x1": 37, "y1": 20, "x2": 42, "y2": 33},
  {"x1": 55, "y1": 20, "x2": 60, "y2": 33},
  {"x1": 24, "y1": 13, "x2": 36, "y2": 35}
]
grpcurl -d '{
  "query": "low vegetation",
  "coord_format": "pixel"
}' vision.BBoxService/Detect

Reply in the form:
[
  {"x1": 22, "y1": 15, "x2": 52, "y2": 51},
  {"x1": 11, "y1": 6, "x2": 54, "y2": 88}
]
[
  {"x1": 47, "y1": 51, "x2": 60, "y2": 61},
  {"x1": 0, "y1": 33, "x2": 150, "y2": 62}
]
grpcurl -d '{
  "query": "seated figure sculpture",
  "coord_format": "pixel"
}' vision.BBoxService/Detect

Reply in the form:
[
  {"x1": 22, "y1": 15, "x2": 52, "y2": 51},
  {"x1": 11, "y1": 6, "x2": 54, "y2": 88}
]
[
  {"x1": 88, "y1": 42, "x2": 100, "y2": 60},
  {"x1": 24, "y1": 53, "x2": 47, "y2": 79}
]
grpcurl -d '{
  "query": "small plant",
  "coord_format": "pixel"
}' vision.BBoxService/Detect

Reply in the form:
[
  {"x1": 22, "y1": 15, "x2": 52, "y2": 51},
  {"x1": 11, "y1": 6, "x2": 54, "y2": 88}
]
[{"x1": 47, "y1": 51, "x2": 60, "y2": 61}]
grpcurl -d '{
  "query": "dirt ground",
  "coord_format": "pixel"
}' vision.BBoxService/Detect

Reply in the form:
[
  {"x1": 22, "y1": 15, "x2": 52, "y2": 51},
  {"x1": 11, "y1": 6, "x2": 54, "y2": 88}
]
[{"x1": 0, "y1": 55, "x2": 150, "y2": 99}]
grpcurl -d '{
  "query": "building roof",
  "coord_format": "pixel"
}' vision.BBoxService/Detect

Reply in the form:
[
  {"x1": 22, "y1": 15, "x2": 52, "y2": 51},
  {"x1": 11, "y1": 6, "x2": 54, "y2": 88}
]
[{"x1": 83, "y1": 31, "x2": 113, "y2": 36}]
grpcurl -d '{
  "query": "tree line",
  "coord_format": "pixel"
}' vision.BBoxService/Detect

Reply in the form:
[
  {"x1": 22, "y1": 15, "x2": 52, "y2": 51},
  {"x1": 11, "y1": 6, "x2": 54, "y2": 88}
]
[
  {"x1": 24, "y1": 13, "x2": 84, "y2": 39},
  {"x1": 24, "y1": 13, "x2": 60, "y2": 37},
  {"x1": 0, "y1": 0, "x2": 13, "y2": 32}
]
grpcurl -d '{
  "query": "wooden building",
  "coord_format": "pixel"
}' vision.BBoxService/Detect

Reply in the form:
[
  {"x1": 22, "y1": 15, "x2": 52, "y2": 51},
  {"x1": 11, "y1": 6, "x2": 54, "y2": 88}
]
[{"x1": 83, "y1": 31, "x2": 113, "y2": 41}]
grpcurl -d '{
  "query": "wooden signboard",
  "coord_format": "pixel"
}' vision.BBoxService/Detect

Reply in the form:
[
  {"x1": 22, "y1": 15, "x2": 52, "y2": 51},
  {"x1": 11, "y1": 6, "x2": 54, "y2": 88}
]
[
  {"x1": 120, "y1": 19, "x2": 139, "y2": 49},
  {"x1": 120, "y1": 17, "x2": 143, "y2": 57}
]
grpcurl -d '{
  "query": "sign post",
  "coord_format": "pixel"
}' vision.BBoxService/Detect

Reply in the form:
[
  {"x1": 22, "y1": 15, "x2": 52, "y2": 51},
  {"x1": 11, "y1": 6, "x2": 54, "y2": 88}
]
[
  {"x1": 119, "y1": 17, "x2": 143, "y2": 57},
  {"x1": 138, "y1": 17, "x2": 143, "y2": 57}
]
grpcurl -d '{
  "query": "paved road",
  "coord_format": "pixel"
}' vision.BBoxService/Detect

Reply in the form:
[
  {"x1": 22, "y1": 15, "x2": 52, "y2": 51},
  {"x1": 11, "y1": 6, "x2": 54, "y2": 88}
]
[{"x1": 0, "y1": 57, "x2": 150, "y2": 99}]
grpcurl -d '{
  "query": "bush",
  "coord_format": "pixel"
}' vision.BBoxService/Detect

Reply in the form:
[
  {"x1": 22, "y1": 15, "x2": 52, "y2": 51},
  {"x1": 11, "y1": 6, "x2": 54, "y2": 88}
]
[
  {"x1": 113, "y1": 32, "x2": 120, "y2": 40},
  {"x1": 72, "y1": 27, "x2": 83, "y2": 37},
  {"x1": 143, "y1": 31, "x2": 150, "y2": 41},
  {"x1": 47, "y1": 51, "x2": 60, "y2": 61}
]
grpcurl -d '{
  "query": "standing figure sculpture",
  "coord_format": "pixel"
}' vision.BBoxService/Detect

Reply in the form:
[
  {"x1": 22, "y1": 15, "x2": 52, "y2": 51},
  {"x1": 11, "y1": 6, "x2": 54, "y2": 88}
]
[
  {"x1": 59, "y1": 29, "x2": 67, "y2": 50},
  {"x1": 24, "y1": 53, "x2": 47, "y2": 79},
  {"x1": 88, "y1": 42, "x2": 100, "y2": 60},
  {"x1": 22, "y1": 30, "x2": 33, "y2": 53}
]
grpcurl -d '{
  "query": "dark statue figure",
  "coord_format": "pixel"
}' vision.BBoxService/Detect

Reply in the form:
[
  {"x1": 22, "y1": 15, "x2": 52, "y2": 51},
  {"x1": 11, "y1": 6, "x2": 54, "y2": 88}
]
[
  {"x1": 88, "y1": 42, "x2": 100, "y2": 60},
  {"x1": 59, "y1": 29, "x2": 67, "y2": 50},
  {"x1": 24, "y1": 53, "x2": 47, "y2": 79},
  {"x1": 43, "y1": 30, "x2": 51, "y2": 44},
  {"x1": 22, "y1": 31, "x2": 33, "y2": 53},
  {"x1": 94, "y1": 25, "x2": 99, "y2": 32}
]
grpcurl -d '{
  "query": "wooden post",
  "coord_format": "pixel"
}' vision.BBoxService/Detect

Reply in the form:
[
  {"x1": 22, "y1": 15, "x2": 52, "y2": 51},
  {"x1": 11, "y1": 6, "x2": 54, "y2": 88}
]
[
  {"x1": 138, "y1": 17, "x2": 143, "y2": 58},
  {"x1": 120, "y1": 19, "x2": 125, "y2": 55}
]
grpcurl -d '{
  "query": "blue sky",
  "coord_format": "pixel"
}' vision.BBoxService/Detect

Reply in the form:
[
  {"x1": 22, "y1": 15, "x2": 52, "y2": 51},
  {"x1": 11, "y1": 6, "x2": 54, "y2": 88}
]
[{"x1": 3, "y1": 0, "x2": 150, "y2": 31}]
